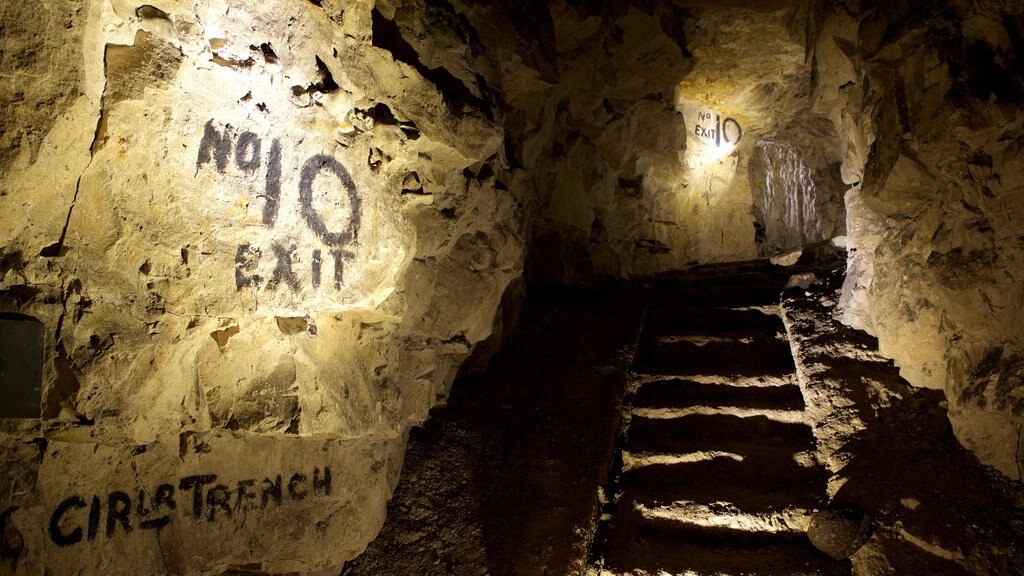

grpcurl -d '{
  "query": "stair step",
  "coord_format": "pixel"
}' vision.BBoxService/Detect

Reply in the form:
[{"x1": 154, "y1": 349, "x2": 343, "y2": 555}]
[
  {"x1": 631, "y1": 405, "x2": 807, "y2": 424},
  {"x1": 621, "y1": 450, "x2": 747, "y2": 470},
  {"x1": 626, "y1": 414, "x2": 815, "y2": 455},
  {"x1": 615, "y1": 457, "x2": 828, "y2": 514},
  {"x1": 644, "y1": 307, "x2": 785, "y2": 333},
  {"x1": 632, "y1": 378, "x2": 805, "y2": 411},
  {"x1": 633, "y1": 373, "x2": 798, "y2": 389},
  {"x1": 590, "y1": 267, "x2": 844, "y2": 575},
  {"x1": 635, "y1": 336, "x2": 796, "y2": 377},
  {"x1": 652, "y1": 284, "x2": 786, "y2": 308},
  {"x1": 593, "y1": 513, "x2": 850, "y2": 576},
  {"x1": 649, "y1": 261, "x2": 793, "y2": 288},
  {"x1": 622, "y1": 446, "x2": 818, "y2": 470},
  {"x1": 634, "y1": 500, "x2": 813, "y2": 534}
]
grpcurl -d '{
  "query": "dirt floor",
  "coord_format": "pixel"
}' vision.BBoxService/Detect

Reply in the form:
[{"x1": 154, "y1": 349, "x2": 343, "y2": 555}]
[
  {"x1": 341, "y1": 283, "x2": 646, "y2": 576},
  {"x1": 340, "y1": 261, "x2": 1024, "y2": 576}
]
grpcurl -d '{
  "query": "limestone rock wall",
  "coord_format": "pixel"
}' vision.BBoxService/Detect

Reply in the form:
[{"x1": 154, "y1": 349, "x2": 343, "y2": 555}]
[
  {"x1": 0, "y1": 0, "x2": 540, "y2": 573},
  {"x1": 0, "y1": 2, "x2": 854, "y2": 569},
  {"x1": 821, "y1": 0, "x2": 1024, "y2": 479},
  {"x1": 519, "y1": 0, "x2": 848, "y2": 280},
  {"x1": 515, "y1": 0, "x2": 699, "y2": 280},
  {"x1": 750, "y1": 137, "x2": 845, "y2": 256},
  {"x1": 10, "y1": 0, "x2": 1022, "y2": 572}
]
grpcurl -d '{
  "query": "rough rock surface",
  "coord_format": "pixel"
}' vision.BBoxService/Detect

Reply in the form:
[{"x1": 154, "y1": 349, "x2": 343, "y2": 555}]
[
  {"x1": 0, "y1": 1, "x2": 858, "y2": 571},
  {"x1": 819, "y1": 0, "x2": 1024, "y2": 479},
  {"x1": 342, "y1": 283, "x2": 644, "y2": 576},
  {"x1": 784, "y1": 266, "x2": 1024, "y2": 576},
  {"x1": 525, "y1": 0, "x2": 848, "y2": 280},
  {"x1": 339, "y1": 263, "x2": 1024, "y2": 576},
  {"x1": 1, "y1": 0, "x2": 534, "y2": 573},
  {"x1": 3, "y1": 0, "x2": 1024, "y2": 573}
]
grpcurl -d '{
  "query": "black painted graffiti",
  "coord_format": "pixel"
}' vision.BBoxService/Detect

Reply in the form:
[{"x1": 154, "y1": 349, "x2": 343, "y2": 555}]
[
  {"x1": 299, "y1": 154, "x2": 361, "y2": 247},
  {"x1": 48, "y1": 467, "x2": 332, "y2": 547},
  {"x1": 694, "y1": 111, "x2": 743, "y2": 147},
  {"x1": 197, "y1": 119, "x2": 361, "y2": 293}
]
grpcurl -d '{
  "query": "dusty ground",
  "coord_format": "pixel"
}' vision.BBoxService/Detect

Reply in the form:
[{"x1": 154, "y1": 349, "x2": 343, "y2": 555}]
[
  {"x1": 341, "y1": 284, "x2": 646, "y2": 576},
  {"x1": 783, "y1": 265, "x2": 1024, "y2": 576},
  {"x1": 340, "y1": 261, "x2": 1024, "y2": 576}
]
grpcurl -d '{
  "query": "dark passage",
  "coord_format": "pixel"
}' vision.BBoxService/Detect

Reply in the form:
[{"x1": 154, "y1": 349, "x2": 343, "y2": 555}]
[{"x1": 342, "y1": 283, "x2": 645, "y2": 576}]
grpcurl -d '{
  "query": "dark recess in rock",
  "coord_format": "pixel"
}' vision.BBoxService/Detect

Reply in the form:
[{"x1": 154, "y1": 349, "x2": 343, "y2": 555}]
[
  {"x1": 400, "y1": 124, "x2": 420, "y2": 139},
  {"x1": 617, "y1": 177, "x2": 643, "y2": 198},
  {"x1": 0, "y1": 286, "x2": 42, "y2": 310},
  {"x1": 503, "y1": 138, "x2": 522, "y2": 169},
  {"x1": 42, "y1": 342, "x2": 80, "y2": 420},
  {"x1": 360, "y1": 102, "x2": 421, "y2": 139},
  {"x1": 957, "y1": 38, "x2": 1024, "y2": 104},
  {"x1": 370, "y1": 8, "x2": 492, "y2": 119},
  {"x1": 367, "y1": 102, "x2": 399, "y2": 125},
  {"x1": 491, "y1": 0, "x2": 559, "y2": 82},
  {"x1": 313, "y1": 55, "x2": 339, "y2": 93},
  {"x1": 0, "y1": 250, "x2": 27, "y2": 282},
  {"x1": 590, "y1": 218, "x2": 608, "y2": 243},
  {"x1": 259, "y1": 43, "x2": 280, "y2": 66},
  {"x1": 135, "y1": 5, "x2": 171, "y2": 21}
]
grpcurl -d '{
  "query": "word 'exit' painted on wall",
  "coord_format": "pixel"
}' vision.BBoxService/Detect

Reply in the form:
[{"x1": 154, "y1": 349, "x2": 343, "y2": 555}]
[
  {"x1": 694, "y1": 111, "x2": 743, "y2": 148},
  {"x1": 196, "y1": 120, "x2": 361, "y2": 294}
]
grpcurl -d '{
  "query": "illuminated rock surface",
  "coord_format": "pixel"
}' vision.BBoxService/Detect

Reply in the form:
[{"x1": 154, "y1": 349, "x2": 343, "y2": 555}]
[
  {"x1": 820, "y1": 1, "x2": 1024, "y2": 480},
  {"x1": 0, "y1": 0, "x2": 1022, "y2": 574},
  {"x1": 2, "y1": 1, "x2": 527, "y2": 573}
]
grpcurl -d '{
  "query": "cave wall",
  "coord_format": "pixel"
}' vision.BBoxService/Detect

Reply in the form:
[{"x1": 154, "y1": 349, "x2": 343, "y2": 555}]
[
  {"x1": 524, "y1": 0, "x2": 849, "y2": 280},
  {"x1": 0, "y1": 2, "x2": 854, "y2": 570},
  {"x1": 748, "y1": 118, "x2": 846, "y2": 257},
  {"x1": 0, "y1": 0, "x2": 542, "y2": 573},
  {"x1": 9, "y1": 0, "x2": 1022, "y2": 572},
  {"x1": 820, "y1": 0, "x2": 1024, "y2": 479}
]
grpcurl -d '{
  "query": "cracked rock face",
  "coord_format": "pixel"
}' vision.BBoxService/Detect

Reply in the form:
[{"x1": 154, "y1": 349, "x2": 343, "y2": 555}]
[
  {"x1": 1, "y1": 0, "x2": 528, "y2": 573},
  {"x1": 823, "y1": 0, "x2": 1024, "y2": 480},
  {"x1": 2, "y1": 0, "x2": 1024, "y2": 573}
]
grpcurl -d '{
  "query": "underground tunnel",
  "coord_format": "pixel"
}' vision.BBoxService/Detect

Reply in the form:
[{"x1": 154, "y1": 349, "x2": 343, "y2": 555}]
[{"x1": 1, "y1": 0, "x2": 1023, "y2": 574}]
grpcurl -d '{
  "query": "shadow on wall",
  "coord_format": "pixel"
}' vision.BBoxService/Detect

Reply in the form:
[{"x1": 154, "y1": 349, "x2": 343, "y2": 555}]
[{"x1": 524, "y1": 223, "x2": 596, "y2": 285}]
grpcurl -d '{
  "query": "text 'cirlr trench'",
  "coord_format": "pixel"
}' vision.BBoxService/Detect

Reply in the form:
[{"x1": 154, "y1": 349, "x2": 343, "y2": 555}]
[{"x1": 47, "y1": 467, "x2": 332, "y2": 547}]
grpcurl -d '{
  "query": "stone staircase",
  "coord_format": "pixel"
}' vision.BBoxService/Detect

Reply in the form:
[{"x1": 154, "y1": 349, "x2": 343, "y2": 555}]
[{"x1": 590, "y1": 263, "x2": 851, "y2": 576}]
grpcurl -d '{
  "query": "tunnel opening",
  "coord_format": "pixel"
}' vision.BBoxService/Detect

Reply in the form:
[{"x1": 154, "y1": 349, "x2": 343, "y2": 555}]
[{"x1": 1, "y1": 0, "x2": 1023, "y2": 575}]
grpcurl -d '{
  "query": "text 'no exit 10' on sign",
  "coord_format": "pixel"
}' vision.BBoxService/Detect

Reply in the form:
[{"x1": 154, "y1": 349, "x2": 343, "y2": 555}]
[{"x1": 693, "y1": 110, "x2": 743, "y2": 148}]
